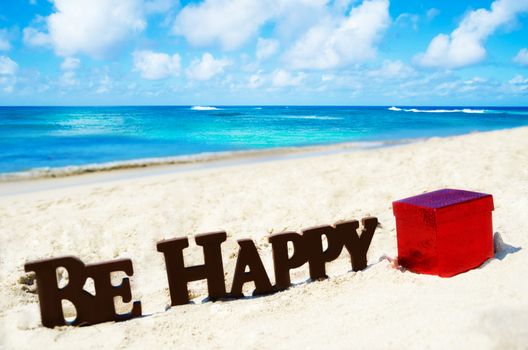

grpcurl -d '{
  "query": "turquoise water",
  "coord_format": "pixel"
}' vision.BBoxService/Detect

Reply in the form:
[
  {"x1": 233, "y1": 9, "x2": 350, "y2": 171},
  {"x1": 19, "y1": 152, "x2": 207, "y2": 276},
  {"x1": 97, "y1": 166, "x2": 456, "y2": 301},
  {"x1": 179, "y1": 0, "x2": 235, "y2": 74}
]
[{"x1": 1, "y1": 106, "x2": 528, "y2": 175}]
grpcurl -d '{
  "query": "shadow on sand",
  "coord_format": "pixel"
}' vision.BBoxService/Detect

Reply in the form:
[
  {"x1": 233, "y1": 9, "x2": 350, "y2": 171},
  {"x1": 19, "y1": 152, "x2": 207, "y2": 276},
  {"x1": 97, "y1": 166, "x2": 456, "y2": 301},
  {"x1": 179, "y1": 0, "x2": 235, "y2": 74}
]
[{"x1": 493, "y1": 232, "x2": 521, "y2": 260}]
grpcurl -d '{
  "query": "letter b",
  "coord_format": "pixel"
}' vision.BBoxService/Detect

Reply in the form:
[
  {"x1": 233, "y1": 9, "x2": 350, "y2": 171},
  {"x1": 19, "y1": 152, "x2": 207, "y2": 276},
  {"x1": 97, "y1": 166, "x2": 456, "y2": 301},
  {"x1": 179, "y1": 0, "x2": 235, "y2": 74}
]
[{"x1": 24, "y1": 256, "x2": 141, "y2": 328}]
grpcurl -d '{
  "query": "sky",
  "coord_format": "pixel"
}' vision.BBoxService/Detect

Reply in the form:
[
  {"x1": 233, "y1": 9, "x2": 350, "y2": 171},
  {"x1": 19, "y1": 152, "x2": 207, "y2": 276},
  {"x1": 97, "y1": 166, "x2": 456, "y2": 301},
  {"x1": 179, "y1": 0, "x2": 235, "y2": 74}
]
[{"x1": 0, "y1": 0, "x2": 527, "y2": 106}]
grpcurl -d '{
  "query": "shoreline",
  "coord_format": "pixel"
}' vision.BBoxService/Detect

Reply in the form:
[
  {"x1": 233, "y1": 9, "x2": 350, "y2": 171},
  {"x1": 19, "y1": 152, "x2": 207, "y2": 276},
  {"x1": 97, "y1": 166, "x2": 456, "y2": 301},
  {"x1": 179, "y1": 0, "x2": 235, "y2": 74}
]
[
  {"x1": 0, "y1": 127, "x2": 521, "y2": 196},
  {"x1": 1, "y1": 139, "x2": 412, "y2": 182}
]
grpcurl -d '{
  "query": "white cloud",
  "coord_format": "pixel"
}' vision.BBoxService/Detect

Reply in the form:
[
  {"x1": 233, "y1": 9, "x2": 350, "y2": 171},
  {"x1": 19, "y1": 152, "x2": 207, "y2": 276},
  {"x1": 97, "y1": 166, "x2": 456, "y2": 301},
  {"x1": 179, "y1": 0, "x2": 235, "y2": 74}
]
[
  {"x1": 173, "y1": 0, "x2": 271, "y2": 50},
  {"x1": 0, "y1": 75, "x2": 14, "y2": 92},
  {"x1": 0, "y1": 55, "x2": 17, "y2": 93},
  {"x1": 368, "y1": 60, "x2": 416, "y2": 79},
  {"x1": 416, "y1": 0, "x2": 528, "y2": 68},
  {"x1": 133, "y1": 50, "x2": 181, "y2": 80},
  {"x1": 23, "y1": 27, "x2": 52, "y2": 47},
  {"x1": 0, "y1": 29, "x2": 11, "y2": 51},
  {"x1": 426, "y1": 8, "x2": 439, "y2": 21},
  {"x1": 509, "y1": 75, "x2": 528, "y2": 84},
  {"x1": 445, "y1": 77, "x2": 488, "y2": 93},
  {"x1": 59, "y1": 57, "x2": 81, "y2": 86},
  {"x1": 0, "y1": 56, "x2": 18, "y2": 75},
  {"x1": 513, "y1": 48, "x2": 528, "y2": 66},
  {"x1": 172, "y1": 0, "x2": 386, "y2": 59},
  {"x1": 508, "y1": 74, "x2": 528, "y2": 93},
  {"x1": 285, "y1": 0, "x2": 390, "y2": 69},
  {"x1": 321, "y1": 74, "x2": 335, "y2": 82},
  {"x1": 395, "y1": 13, "x2": 419, "y2": 30},
  {"x1": 60, "y1": 57, "x2": 81, "y2": 70},
  {"x1": 24, "y1": 0, "x2": 146, "y2": 58},
  {"x1": 256, "y1": 38, "x2": 279, "y2": 61},
  {"x1": 186, "y1": 53, "x2": 230, "y2": 81},
  {"x1": 144, "y1": 0, "x2": 175, "y2": 14},
  {"x1": 272, "y1": 69, "x2": 305, "y2": 87},
  {"x1": 272, "y1": 0, "x2": 328, "y2": 42},
  {"x1": 96, "y1": 73, "x2": 112, "y2": 94},
  {"x1": 247, "y1": 72, "x2": 265, "y2": 88},
  {"x1": 60, "y1": 71, "x2": 79, "y2": 86}
]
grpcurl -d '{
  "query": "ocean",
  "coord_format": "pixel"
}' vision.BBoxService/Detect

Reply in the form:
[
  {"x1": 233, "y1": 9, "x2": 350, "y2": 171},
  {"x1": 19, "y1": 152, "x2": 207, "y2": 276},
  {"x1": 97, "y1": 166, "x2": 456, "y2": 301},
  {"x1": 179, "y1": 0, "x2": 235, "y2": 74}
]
[{"x1": 1, "y1": 106, "x2": 528, "y2": 177}]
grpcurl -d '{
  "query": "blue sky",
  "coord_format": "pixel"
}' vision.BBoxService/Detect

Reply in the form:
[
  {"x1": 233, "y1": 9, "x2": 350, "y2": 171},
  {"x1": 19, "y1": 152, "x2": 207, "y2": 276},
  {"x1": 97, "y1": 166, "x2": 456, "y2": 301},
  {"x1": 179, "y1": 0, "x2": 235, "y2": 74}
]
[{"x1": 0, "y1": 0, "x2": 527, "y2": 106}]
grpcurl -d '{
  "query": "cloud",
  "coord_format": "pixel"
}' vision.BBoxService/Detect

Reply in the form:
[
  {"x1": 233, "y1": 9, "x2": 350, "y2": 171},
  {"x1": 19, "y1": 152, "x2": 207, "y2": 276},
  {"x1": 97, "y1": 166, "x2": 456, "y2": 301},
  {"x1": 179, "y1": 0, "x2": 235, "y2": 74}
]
[
  {"x1": 395, "y1": 13, "x2": 419, "y2": 30},
  {"x1": 256, "y1": 38, "x2": 279, "y2": 61},
  {"x1": 321, "y1": 74, "x2": 335, "y2": 82},
  {"x1": 61, "y1": 57, "x2": 81, "y2": 70},
  {"x1": 96, "y1": 73, "x2": 112, "y2": 94},
  {"x1": 426, "y1": 8, "x2": 439, "y2": 21},
  {"x1": 285, "y1": 0, "x2": 390, "y2": 69},
  {"x1": 133, "y1": 50, "x2": 181, "y2": 80},
  {"x1": 23, "y1": 27, "x2": 52, "y2": 47},
  {"x1": 247, "y1": 72, "x2": 265, "y2": 88},
  {"x1": 144, "y1": 0, "x2": 175, "y2": 14},
  {"x1": 60, "y1": 71, "x2": 79, "y2": 87},
  {"x1": 0, "y1": 56, "x2": 18, "y2": 93},
  {"x1": 272, "y1": 69, "x2": 305, "y2": 87},
  {"x1": 24, "y1": 0, "x2": 146, "y2": 58},
  {"x1": 507, "y1": 75, "x2": 528, "y2": 94},
  {"x1": 171, "y1": 0, "x2": 328, "y2": 52},
  {"x1": 0, "y1": 56, "x2": 18, "y2": 75},
  {"x1": 509, "y1": 75, "x2": 528, "y2": 87},
  {"x1": 272, "y1": 0, "x2": 328, "y2": 41},
  {"x1": 0, "y1": 75, "x2": 15, "y2": 93},
  {"x1": 513, "y1": 48, "x2": 528, "y2": 66},
  {"x1": 59, "y1": 57, "x2": 81, "y2": 87},
  {"x1": 186, "y1": 53, "x2": 230, "y2": 81},
  {"x1": 368, "y1": 60, "x2": 416, "y2": 79},
  {"x1": 509, "y1": 74, "x2": 528, "y2": 84},
  {"x1": 509, "y1": 75, "x2": 528, "y2": 84},
  {"x1": 0, "y1": 29, "x2": 11, "y2": 51},
  {"x1": 173, "y1": 0, "x2": 271, "y2": 50},
  {"x1": 416, "y1": 0, "x2": 528, "y2": 69}
]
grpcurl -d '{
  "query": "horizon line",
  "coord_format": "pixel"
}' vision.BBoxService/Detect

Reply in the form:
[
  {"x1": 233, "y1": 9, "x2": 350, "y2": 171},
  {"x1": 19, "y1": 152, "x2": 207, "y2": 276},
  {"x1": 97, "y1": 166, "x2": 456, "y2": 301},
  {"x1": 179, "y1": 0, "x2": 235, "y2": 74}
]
[{"x1": 1, "y1": 105, "x2": 527, "y2": 108}]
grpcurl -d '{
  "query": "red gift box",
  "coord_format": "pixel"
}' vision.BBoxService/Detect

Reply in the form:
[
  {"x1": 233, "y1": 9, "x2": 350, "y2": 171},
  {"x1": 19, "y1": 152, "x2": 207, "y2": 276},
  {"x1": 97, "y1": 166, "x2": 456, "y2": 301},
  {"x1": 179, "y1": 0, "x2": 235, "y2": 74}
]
[{"x1": 393, "y1": 189, "x2": 494, "y2": 277}]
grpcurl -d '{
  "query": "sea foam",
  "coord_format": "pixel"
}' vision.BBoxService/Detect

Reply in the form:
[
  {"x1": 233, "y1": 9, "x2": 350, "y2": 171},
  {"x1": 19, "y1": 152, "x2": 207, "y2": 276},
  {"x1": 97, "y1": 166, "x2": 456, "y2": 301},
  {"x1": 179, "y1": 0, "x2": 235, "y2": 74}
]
[
  {"x1": 389, "y1": 107, "x2": 486, "y2": 114},
  {"x1": 191, "y1": 106, "x2": 219, "y2": 111}
]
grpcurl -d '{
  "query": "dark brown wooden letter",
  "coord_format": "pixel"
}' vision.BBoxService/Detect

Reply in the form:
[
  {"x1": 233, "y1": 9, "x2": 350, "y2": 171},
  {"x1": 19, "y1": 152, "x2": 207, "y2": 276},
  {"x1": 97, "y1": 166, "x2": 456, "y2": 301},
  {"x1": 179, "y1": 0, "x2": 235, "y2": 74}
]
[
  {"x1": 302, "y1": 225, "x2": 343, "y2": 280},
  {"x1": 24, "y1": 256, "x2": 141, "y2": 328},
  {"x1": 157, "y1": 231, "x2": 227, "y2": 306},
  {"x1": 269, "y1": 232, "x2": 307, "y2": 290},
  {"x1": 230, "y1": 239, "x2": 273, "y2": 297},
  {"x1": 338, "y1": 217, "x2": 378, "y2": 271}
]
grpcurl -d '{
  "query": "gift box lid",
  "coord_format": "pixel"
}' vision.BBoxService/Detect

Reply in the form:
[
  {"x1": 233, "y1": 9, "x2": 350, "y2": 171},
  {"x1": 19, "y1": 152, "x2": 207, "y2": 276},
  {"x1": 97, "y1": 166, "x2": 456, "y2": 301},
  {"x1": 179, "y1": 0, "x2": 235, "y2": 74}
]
[{"x1": 393, "y1": 189, "x2": 494, "y2": 225}]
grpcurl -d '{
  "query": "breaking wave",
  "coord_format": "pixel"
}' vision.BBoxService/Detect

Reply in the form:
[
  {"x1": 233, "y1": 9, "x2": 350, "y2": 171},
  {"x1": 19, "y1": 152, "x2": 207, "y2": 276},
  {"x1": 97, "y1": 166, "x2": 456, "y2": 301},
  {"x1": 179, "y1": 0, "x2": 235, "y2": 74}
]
[
  {"x1": 388, "y1": 107, "x2": 486, "y2": 114},
  {"x1": 191, "y1": 106, "x2": 219, "y2": 111}
]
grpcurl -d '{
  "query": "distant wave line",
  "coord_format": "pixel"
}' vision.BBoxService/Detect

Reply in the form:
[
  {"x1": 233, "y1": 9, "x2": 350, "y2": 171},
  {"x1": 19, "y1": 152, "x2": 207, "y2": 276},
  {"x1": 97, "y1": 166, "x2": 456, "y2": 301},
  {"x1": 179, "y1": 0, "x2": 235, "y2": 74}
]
[
  {"x1": 388, "y1": 107, "x2": 485, "y2": 114},
  {"x1": 191, "y1": 106, "x2": 219, "y2": 111},
  {"x1": 388, "y1": 107, "x2": 528, "y2": 115}
]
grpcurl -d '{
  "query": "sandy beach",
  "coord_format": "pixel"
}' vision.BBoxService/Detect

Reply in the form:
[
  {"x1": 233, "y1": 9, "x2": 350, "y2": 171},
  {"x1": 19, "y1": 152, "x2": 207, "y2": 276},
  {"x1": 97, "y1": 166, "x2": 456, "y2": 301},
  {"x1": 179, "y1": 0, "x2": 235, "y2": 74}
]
[{"x1": 1, "y1": 127, "x2": 527, "y2": 349}]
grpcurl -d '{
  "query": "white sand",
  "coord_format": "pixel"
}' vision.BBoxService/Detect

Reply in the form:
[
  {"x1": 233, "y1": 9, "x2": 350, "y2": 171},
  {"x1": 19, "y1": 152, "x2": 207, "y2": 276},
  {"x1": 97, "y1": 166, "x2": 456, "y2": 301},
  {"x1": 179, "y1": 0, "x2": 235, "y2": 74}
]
[{"x1": 1, "y1": 127, "x2": 527, "y2": 349}]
